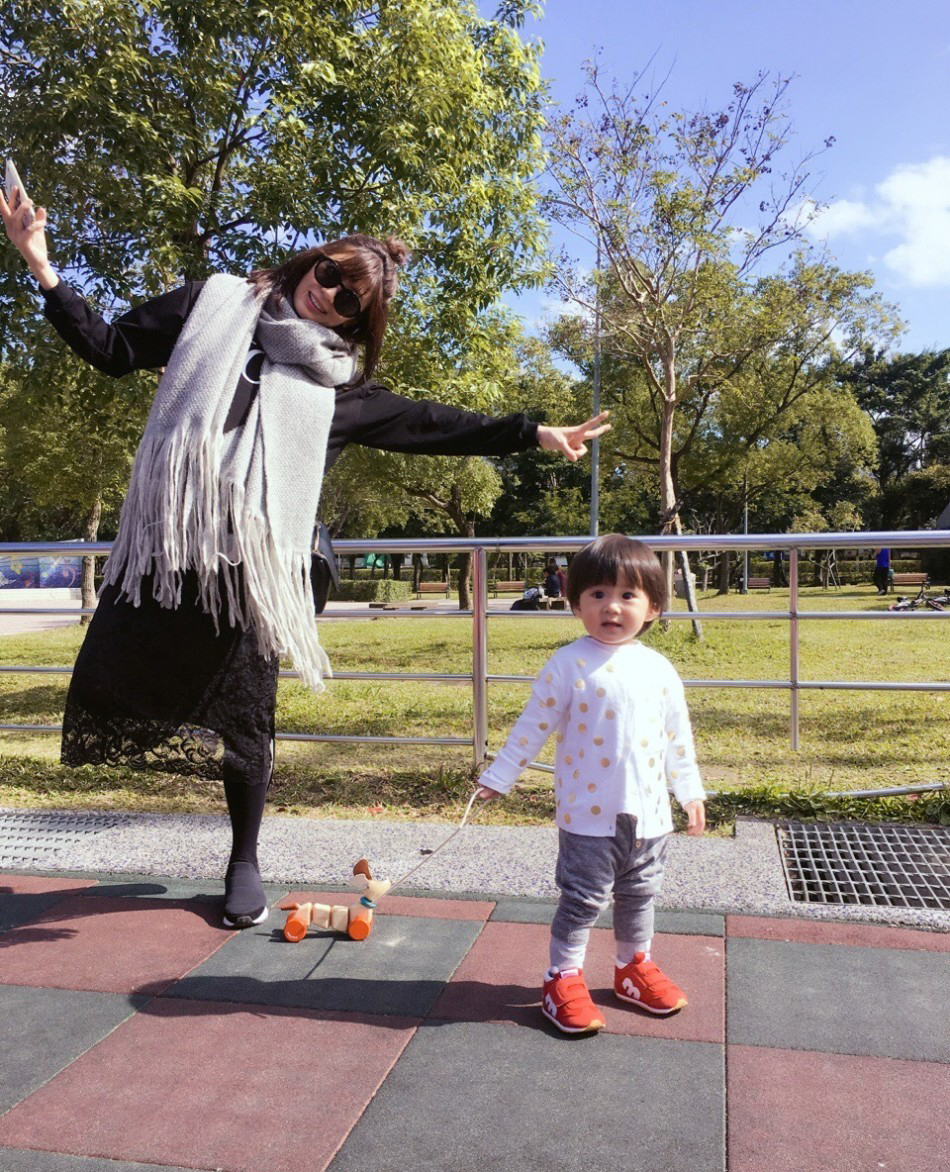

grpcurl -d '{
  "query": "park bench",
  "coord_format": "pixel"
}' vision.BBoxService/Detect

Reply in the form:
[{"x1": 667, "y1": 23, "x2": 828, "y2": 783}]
[
  {"x1": 891, "y1": 572, "x2": 929, "y2": 588},
  {"x1": 492, "y1": 579, "x2": 526, "y2": 597},
  {"x1": 415, "y1": 581, "x2": 450, "y2": 598},
  {"x1": 746, "y1": 576, "x2": 771, "y2": 591},
  {"x1": 538, "y1": 596, "x2": 568, "y2": 610}
]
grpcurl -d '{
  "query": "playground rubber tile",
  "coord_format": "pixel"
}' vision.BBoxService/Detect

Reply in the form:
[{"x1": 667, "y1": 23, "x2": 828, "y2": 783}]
[
  {"x1": 0, "y1": 997, "x2": 417, "y2": 1172},
  {"x1": 0, "y1": 873, "x2": 97, "y2": 931},
  {"x1": 727, "y1": 912, "x2": 950, "y2": 951},
  {"x1": 328, "y1": 1020, "x2": 724, "y2": 1172},
  {"x1": 430, "y1": 920, "x2": 725, "y2": 1043},
  {"x1": 489, "y1": 899, "x2": 724, "y2": 938},
  {"x1": 279, "y1": 888, "x2": 495, "y2": 921},
  {"x1": 166, "y1": 912, "x2": 483, "y2": 1018},
  {"x1": 728, "y1": 1044, "x2": 950, "y2": 1172},
  {"x1": 0, "y1": 895, "x2": 233, "y2": 995},
  {"x1": 0, "y1": 985, "x2": 145, "y2": 1115},
  {"x1": 727, "y1": 936, "x2": 950, "y2": 1061},
  {"x1": 0, "y1": 1151, "x2": 198, "y2": 1172}
]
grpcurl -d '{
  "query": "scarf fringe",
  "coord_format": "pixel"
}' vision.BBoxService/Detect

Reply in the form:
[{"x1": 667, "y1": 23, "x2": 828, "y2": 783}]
[{"x1": 104, "y1": 429, "x2": 331, "y2": 693}]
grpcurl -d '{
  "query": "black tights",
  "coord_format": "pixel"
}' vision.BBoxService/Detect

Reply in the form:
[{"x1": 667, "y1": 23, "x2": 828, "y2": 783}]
[{"x1": 222, "y1": 738, "x2": 274, "y2": 869}]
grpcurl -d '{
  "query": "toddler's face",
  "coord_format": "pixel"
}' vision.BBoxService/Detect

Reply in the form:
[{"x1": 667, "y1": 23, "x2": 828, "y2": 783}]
[{"x1": 573, "y1": 579, "x2": 660, "y2": 644}]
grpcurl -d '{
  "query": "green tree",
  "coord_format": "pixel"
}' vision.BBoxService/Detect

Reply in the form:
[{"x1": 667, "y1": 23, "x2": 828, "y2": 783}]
[{"x1": 544, "y1": 63, "x2": 898, "y2": 619}]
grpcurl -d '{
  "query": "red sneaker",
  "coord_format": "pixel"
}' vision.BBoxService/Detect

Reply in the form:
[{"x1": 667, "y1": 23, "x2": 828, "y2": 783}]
[
  {"x1": 541, "y1": 968, "x2": 606, "y2": 1034},
  {"x1": 614, "y1": 953, "x2": 687, "y2": 1015}
]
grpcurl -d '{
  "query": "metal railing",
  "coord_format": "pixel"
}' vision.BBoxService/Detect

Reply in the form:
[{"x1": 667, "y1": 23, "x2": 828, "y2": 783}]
[{"x1": 1, "y1": 530, "x2": 948, "y2": 761}]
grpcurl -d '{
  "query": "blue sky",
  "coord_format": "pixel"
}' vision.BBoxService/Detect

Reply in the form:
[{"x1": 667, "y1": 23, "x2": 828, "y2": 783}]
[{"x1": 495, "y1": 0, "x2": 950, "y2": 354}]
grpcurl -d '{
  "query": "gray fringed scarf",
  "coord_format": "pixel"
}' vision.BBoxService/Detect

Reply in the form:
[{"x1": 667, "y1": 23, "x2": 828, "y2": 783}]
[{"x1": 103, "y1": 273, "x2": 357, "y2": 691}]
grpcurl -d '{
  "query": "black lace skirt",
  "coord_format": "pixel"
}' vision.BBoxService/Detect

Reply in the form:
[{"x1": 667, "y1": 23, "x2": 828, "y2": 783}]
[{"x1": 61, "y1": 572, "x2": 279, "y2": 784}]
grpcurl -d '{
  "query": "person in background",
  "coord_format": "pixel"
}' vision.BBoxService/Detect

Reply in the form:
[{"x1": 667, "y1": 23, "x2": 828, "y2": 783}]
[{"x1": 873, "y1": 548, "x2": 890, "y2": 595}]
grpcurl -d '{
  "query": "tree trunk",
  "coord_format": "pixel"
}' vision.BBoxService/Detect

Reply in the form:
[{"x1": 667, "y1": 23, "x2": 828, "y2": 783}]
[
  {"x1": 717, "y1": 552, "x2": 731, "y2": 595},
  {"x1": 80, "y1": 494, "x2": 102, "y2": 626},
  {"x1": 412, "y1": 553, "x2": 422, "y2": 592},
  {"x1": 657, "y1": 353, "x2": 678, "y2": 630},
  {"x1": 673, "y1": 515, "x2": 703, "y2": 640}
]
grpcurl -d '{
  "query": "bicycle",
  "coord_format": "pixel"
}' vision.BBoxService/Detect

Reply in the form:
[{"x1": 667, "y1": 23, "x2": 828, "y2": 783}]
[{"x1": 888, "y1": 583, "x2": 950, "y2": 612}]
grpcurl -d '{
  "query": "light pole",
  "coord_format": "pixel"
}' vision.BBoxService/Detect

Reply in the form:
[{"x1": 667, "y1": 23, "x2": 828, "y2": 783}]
[{"x1": 590, "y1": 236, "x2": 602, "y2": 537}]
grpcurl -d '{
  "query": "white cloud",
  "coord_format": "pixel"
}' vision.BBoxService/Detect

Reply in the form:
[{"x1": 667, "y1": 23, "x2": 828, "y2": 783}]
[{"x1": 807, "y1": 157, "x2": 950, "y2": 287}]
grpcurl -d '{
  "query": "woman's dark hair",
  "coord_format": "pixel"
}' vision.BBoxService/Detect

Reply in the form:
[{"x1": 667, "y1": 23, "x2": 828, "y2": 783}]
[
  {"x1": 566, "y1": 534, "x2": 667, "y2": 629},
  {"x1": 248, "y1": 233, "x2": 410, "y2": 382}
]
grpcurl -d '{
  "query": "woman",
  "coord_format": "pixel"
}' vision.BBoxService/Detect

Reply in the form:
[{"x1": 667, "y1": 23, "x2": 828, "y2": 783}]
[{"x1": 2, "y1": 181, "x2": 610, "y2": 927}]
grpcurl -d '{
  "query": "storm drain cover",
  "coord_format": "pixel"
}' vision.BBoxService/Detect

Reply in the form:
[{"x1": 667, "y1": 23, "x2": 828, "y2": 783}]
[
  {"x1": 777, "y1": 820, "x2": 950, "y2": 909},
  {"x1": 0, "y1": 810, "x2": 129, "y2": 869}
]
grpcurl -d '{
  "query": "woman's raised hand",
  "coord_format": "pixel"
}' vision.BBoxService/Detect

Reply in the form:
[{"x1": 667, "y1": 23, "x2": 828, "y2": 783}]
[
  {"x1": 0, "y1": 183, "x2": 57, "y2": 289},
  {"x1": 536, "y1": 411, "x2": 611, "y2": 463}
]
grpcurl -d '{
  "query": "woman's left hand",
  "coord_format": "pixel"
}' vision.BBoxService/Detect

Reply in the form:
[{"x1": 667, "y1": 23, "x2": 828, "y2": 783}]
[{"x1": 536, "y1": 412, "x2": 611, "y2": 462}]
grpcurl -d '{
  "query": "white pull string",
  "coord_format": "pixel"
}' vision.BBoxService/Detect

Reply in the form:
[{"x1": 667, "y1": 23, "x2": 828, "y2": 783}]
[{"x1": 388, "y1": 788, "x2": 482, "y2": 892}]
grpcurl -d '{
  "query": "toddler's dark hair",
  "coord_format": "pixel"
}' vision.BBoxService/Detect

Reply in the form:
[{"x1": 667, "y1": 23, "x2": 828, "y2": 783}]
[{"x1": 566, "y1": 534, "x2": 667, "y2": 630}]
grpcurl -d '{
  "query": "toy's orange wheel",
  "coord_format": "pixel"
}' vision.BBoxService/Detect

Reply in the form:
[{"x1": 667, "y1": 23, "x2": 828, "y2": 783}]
[
  {"x1": 348, "y1": 911, "x2": 372, "y2": 941},
  {"x1": 283, "y1": 908, "x2": 310, "y2": 942}
]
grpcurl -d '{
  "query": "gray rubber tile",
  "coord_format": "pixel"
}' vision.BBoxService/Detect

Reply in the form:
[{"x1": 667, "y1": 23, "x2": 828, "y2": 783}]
[
  {"x1": 165, "y1": 913, "x2": 482, "y2": 1017},
  {"x1": 328, "y1": 1020, "x2": 725, "y2": 1172},
  {"x1": 0, "y1": 890, "x2": 76, "y2": 932},
  {"x1": 0, "y1": 1150, "x2": 195, "y2": 1172},
  {"x1": 0, "y1": 985, "x2": 144, "y2": 1114},
  {"x1": 727, "y1": 937, "x2": 950, "y2": 1061}
]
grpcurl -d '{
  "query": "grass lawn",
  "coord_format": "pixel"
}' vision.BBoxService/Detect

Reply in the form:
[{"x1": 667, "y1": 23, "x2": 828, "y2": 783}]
[{"x1": 1, "y1": 584, "x2": 948, "y2": 828}]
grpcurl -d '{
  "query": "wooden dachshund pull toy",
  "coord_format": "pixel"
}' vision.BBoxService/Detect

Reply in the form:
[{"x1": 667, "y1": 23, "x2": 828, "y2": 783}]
[{"x1": 282, "y1": 858, "x2": 392, "y2": 943}]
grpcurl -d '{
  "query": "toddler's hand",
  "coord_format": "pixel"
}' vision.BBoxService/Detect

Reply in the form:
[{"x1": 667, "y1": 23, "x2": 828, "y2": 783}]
[
  {"x1": 476, "y1": 785, "x2": 503, "y2": 801},
  {"x1": 684, "y1": 799, "x2": 706, "y2": 837}
]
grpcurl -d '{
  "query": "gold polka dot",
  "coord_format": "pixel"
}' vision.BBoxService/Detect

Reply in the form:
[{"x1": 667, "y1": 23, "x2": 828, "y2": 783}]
[
  {"x1": 568, "y1": 792, "x2": 576, "y2": 803},
  {"x1": 556, "y1": 733, "x2": 564, "y2": 743},
  {"x1": 676, "y1": 746, "x2": 686, "y2": 757},
  {"x1": 596, "y1": 687, "x2": 606, "y2": 698},
  {"x1": 667, "y1": 730, "x2": 675, "y2": 739},
  {"x1": 594, "y1": 736, "x2": 604, "y2": 746},
  {"x1": 565, "y1": 755, "x2": 573, "y2": 764},
  {"x1": 578, "y1": 748, "x2": 585, "y2": 758},
  {"x1": 640, "y1": 738, "x2": 648, "y2": 748},
  {"x1": 573, "y1": 769, "x2": 580, "y2": 779},
  {"x1": 564, "y1": 812, "x2": 572, "y2": 824},
  {"x1": 671, "y1": 769, "x2": 679, "y2": 779},
  {"x1": 574, "y1": 679, "x2": 585, "y2": 690},
  {"x1": 578, "y1": 723, "x2": 587, "y2": 733},
  {"x1": 649, "y1": 757, "x2": 655, "y2": 767},
  {"x1": 606, "y1": 663, "x2": 615, "y2": 672},
  {"x1": 591, "y1": 805, "x2": 601, "y2": 816},
  {"x1": 587, "y1": 783, "x2": 597, "y2": 793},
  {"x1": 519, "y1": 758, "x2": 527, "y2": 766},
  {"x1": 545, "y1": 673, "x2": 553, "y2": 683},
  {"x1": 576, "y1": 657, "x2": 586, "y2": 667},
  {"x1": 545, "y1": 697, "x2": 556, "y2": 707},
  {"x1": 518, "y1": 736, "x2": 528, "y2": 746},
  {"x1": 557, "y1": 776, "x2": 563, "y2": 788},
  {"x1": 600, "y1": 757, "x2": 610, "y2": 767},
  {"x1": 579, "y1": 702, "x2": 589, "y2": 713},
  {"x1": 606, "y1": 710, "x2": 615, "y2": 720}
]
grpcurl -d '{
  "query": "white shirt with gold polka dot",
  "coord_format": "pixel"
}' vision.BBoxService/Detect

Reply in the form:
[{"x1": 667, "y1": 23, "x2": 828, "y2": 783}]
[{"x1": 480, "y1": 636, "x2": 704, "y2": 838}]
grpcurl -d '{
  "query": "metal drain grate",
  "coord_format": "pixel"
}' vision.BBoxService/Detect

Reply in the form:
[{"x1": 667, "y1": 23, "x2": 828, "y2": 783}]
[
  {"x1": 777, "y1": 820, "x2": 950, "y2": 909},
  {"x1": 0, "y1": 810, "x2": 129, "y2": 869}
]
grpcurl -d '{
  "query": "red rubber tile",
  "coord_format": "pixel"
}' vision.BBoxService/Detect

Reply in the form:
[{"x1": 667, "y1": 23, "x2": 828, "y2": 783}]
[
  {"x1": 0, "y1": 998, "x2": 418, "y2": 1172},
  {"x1": 279, "y1": 889, "x2": 495, "y2": 921},
  {"x1": 430, "y1": 920, "x2": 724, "y2": 1043},
  {"x1": 0, "y1": 895, "x2": 233, "y2": 995},
  {"x1": 728, "y1": 1044, "x2": 950, "y2": 1172},
  {"x1": 727, "y1": 914, "x2": 950, "y2": 952},
  {"x1": 0, "y1": 873, "x2": 97, "y2": 894}
]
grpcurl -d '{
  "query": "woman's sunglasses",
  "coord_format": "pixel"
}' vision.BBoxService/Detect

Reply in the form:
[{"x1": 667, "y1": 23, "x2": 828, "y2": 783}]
[{"x1": 313, "y1": 257, "x2": 362, "y2": 318}]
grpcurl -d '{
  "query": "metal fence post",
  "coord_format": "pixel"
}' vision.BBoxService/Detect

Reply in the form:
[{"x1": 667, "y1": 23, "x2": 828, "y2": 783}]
[
  {"x1": 789, "y1": 546, "x2": 800, "y2": 750},
  {"x1": 472, "y1": 544, "x2": 489, "y2": 768}
]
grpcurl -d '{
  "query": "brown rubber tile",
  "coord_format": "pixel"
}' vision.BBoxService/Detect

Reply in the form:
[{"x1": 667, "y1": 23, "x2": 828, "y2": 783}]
[
  {"x1": 0, "y1": 998, "x2": 418, "y2": 1172},
  {"x1": 0, "y1": 895, "x2": 233, "y2": 995},
  {"x1": 728, "y1": 1044, "x2": 950, "y2": 1172},
  {"x1": 0, "y1": 874, "x2": 98, "y2": 895},
  {"x1": 727, "y1": 913, "x2": 950, "y2": 952},
  {"x1": 279, "y1": 889, "x2": 495, "y2": 921},
  {"x1": 429, "y1": 920, "x2": 724, "y2": 1042},
  {"x1": 0, "y1": 873, "x2": 100, "y2": 931}
]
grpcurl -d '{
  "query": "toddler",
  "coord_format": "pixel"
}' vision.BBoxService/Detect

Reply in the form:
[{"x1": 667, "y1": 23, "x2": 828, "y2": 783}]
[{"x1": 478, "y1": 534, "x2": 705, "y2": 1034}]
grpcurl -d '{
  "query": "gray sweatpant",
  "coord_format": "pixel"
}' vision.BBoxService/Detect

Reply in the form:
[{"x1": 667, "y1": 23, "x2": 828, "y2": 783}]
[{"x1": 550, "y1": 815, "x2": 668, "y2": 969}]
